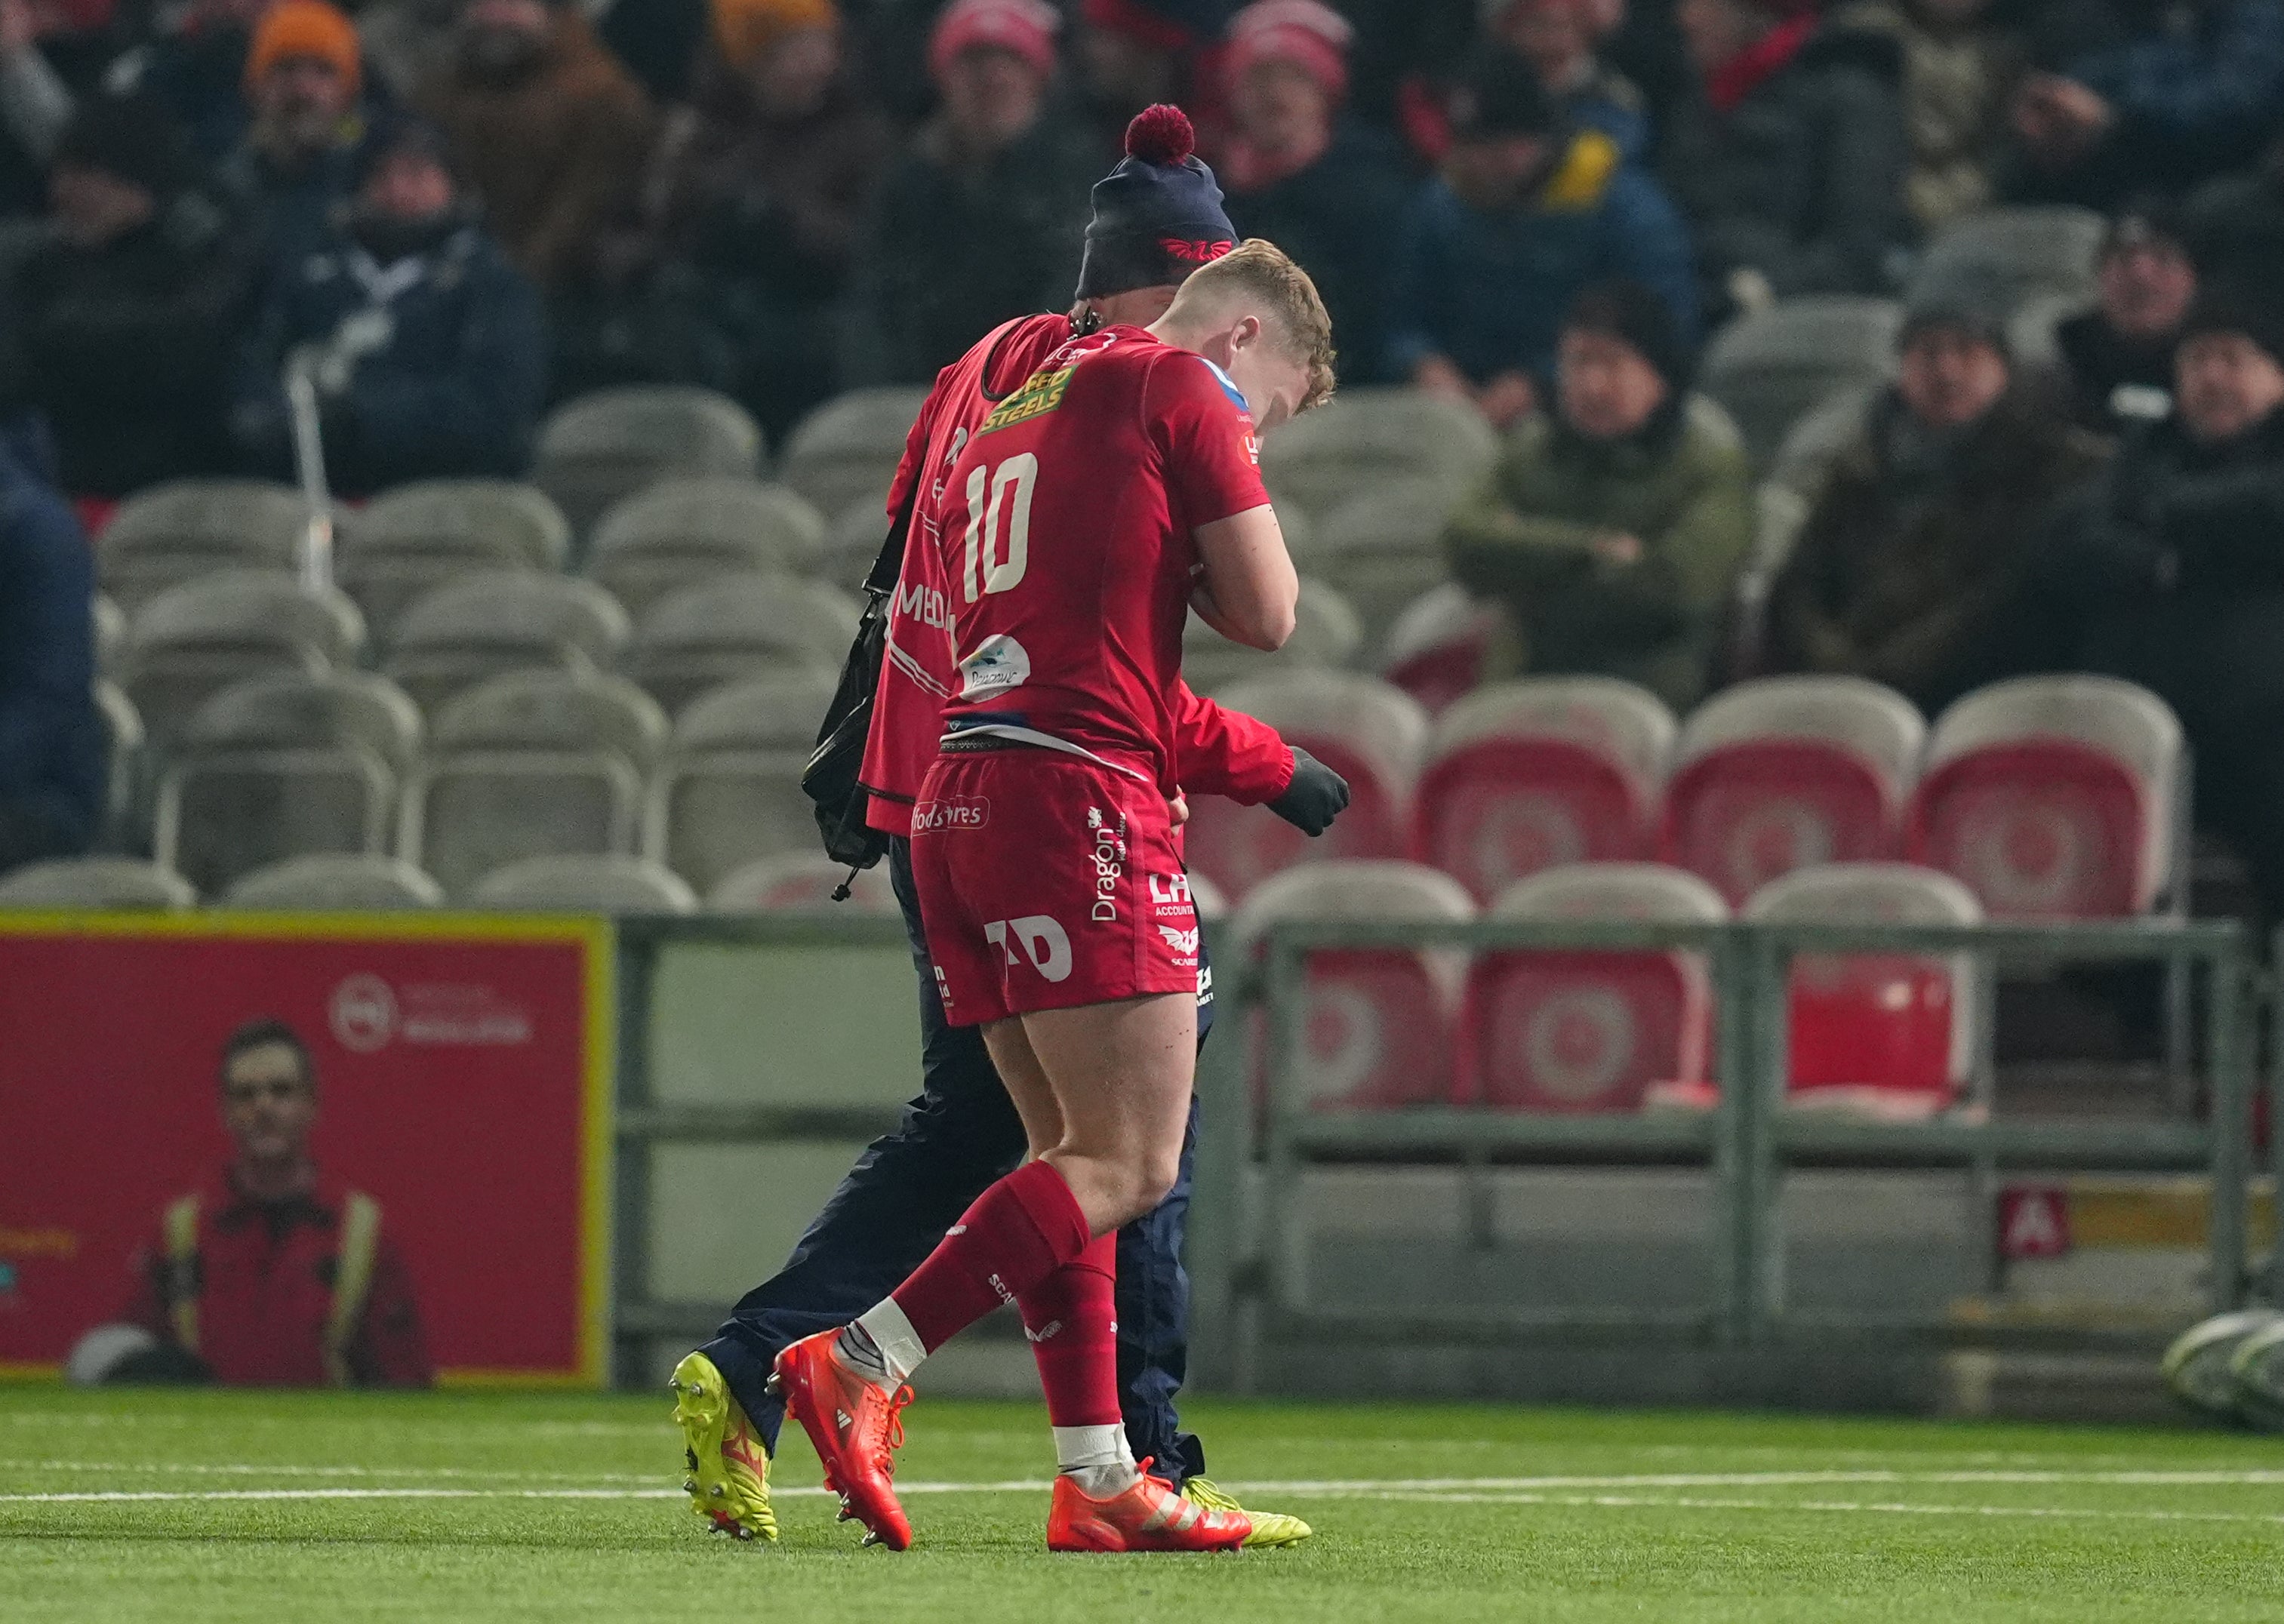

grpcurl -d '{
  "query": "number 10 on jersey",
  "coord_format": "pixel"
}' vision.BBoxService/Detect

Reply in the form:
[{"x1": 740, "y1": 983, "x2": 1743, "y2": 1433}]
[{"x1": 962, "y1": 452, "x2": 1037, "y2": 603}]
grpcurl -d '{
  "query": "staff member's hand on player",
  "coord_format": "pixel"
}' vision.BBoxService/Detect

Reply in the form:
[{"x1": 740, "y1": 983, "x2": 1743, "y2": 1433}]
[{"x1": 1268, "y1": 746, "x2": 1348, "y2": 836}]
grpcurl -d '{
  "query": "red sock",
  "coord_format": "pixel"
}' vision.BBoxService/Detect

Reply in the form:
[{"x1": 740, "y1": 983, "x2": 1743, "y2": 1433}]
[
  {"x1": 1017, "y1": 1232, "x2": 1121, "y2": 1427},
  {"x1": 889, "y1": 1160, "x2": 1091, "y2": 1353}
]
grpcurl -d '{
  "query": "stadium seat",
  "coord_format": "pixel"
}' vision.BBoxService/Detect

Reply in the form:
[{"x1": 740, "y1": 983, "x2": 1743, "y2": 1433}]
[
  {"x1": 1258, "y1": 386, "x2": 1500, "y2": 521},
  {"x1": 340, "y1": 480, "x2": 570, "y2": 641},
  {"x1": 647, "y1": 670, "x2": 838, "y2": 894},
  {"x1": 467, "y1": 854, "x2": 697, "y2": 914},
  {"x1": 708, "y1": 851, "x2": 897, "y2": 913},
  {"x1": 1664, "y1": 675, "x2": 1925, "y2": 907},
  {"x1": 533, "y1": 386, "x2": 764, "y2": 541},
  {"x1": 1698, "y1": 297, "x2": 1902, "y2": 469},
  {"x1": 620, "y1": 572, "x2": 857, "y2": 718},
  {"x1": 1378, "y1": 582, "x2": 1505, "y2": 715},
  {"x1": 586, "y1": 478, "x2": 828, "y2": 619},
  {"x1": 223, "y1": 854, "x2": 445, "y2": 910},
  {"x1": 1307, "y1": 477, "x2": 1467, "y2": 648},
  {"x1": 95, "y1": 480, "x2": 312, "y2": 607},
  {"x1": 1415, "y1": 677, "x2": 1676, "y2": 903},
  {"x1": 1182, "y1": 574, "x2": 1362, "y2": 693},
  {"x1": 0, "y1": 857, "x2": 195, "y2": 909},
  {"x1": 1232, "y1": 860, "x2": 1476, "y2": 1112},
  {"x1": 1185, "y1": 671, "x2": 1429, "y2": 901},
  {"x1": 1767, "y1": 381, "x2": 1878, "y2": 500},
  {"x1": 383, "y1": 571, "x2": 632, "y2": 715},
  {"x1": 1744, "y1": 862, "x2": 1983, "y2": 1112},
  {"x1": 1907, "y1": 205, "x2": 2104, "y2": 315},
  {"x1": 777, "y1": 386, "x2": 931, "y2": 517},
  {"x1": 121, "y1": 571, "x2": 365, "y2": 752},
  {"x1": 403, "y1": 671, "x2": 664, "y2": 898},
  {"x1": 1459, "y1": 862, "x2": 1727, "y2": 1113},
  {"x1": 1908, "y1": 675, "x2": 2182, "y2": 919},
  {"x1": 92, "y1": 593, "x2": 124, "y2": 675}
]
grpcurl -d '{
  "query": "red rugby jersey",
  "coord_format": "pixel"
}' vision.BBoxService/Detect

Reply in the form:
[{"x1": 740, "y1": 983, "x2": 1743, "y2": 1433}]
[
  {"x1": 933, "y1": 324, "x2": 1274, "y2": 796},
  {"x1": 859, "y1": 318, "x2": 1291, "y2": 833}
]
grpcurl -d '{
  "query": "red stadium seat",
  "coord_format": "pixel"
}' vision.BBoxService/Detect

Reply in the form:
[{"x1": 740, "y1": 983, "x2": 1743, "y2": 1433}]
[
  {"x1": 1233, "y1": 861, "x2": 1474, "y2": 1113},
  {"x1": 1908, "y1": 676, "x2": 2181, "y2": 919},
  {"x1": 1663, "y1": 676, "x2": 1924, "y2": 907},
  {"x1": 1378, "y1": 583, "x2": 1503, "y2": 716},
  {"x1": 1413, "y1": 678, "x2": 1675, "y2": 903},
  {"x1": 1184, "y1": 672, "x2": 1427, "y2": 901},
  {"x1": 1459, "y1": 863, "x2": 1727, "y2": 1114}
]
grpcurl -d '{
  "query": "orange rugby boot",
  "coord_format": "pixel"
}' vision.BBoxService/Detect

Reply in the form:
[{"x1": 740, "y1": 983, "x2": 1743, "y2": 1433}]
[
  {"x1": 1046, "y1": 1458, "x2": 1253, "y2": 1552},
  {"x1": 770, "y1": 1330, "x2": 915, "y2": 1550}
]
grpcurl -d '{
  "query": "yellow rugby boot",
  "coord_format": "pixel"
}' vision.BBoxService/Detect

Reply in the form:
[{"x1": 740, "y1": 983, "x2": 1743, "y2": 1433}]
[
  {"x1": 1180, "y1": 1476, "x2": 1313, "y2": 1548},
  {"x1": 671, "y1": 1351, "x2": 777, "y2": 1542}
]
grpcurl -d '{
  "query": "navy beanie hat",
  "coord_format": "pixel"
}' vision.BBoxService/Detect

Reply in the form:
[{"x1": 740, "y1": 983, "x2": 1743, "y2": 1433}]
[{"x1": 1074, "y1": 104, "x2": 1237, "y2": 302}]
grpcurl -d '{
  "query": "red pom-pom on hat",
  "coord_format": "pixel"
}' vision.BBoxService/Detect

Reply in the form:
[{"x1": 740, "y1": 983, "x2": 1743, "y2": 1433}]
[{"x1": 1124, "y1": 103, "x2": 1195, "y2": 165}]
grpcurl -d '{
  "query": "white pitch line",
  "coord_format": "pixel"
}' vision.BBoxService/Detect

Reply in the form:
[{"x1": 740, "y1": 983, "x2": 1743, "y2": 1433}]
[{"x1": 1355, "y1": 1491, "x2": 2284, "y2": 1529}]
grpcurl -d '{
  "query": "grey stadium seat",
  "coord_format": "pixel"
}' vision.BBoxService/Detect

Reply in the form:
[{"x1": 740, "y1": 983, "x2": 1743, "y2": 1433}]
[
  {"x1": 1307, "y1": 478, "x2": 1470, "y2": 649},
  {"x1": 469, "y1": 854, "x2": 697, "y2": 914},
  {"x1": 384, "y1": 571, "x2": 632, "y2": 714},
  {"x1": 121, "y1": 572, "x2": 364, "y2": 753},
  {"x1": 93, "y1": 679, "x2": 143, "y2": 849},
  {"x1": 1184, "y1": 575, "x2": 1362, "y2": 693},
  {"x1": 534, "y1": 386, "x2": 764, "y2": 541},
  {"x1": 777, "y1": 387, "x2": 931, "y2": 517},
  {"x1": 93, "y1": 593, "x2": 125, "y2": 675},
  {"x1": 620, "y1": 572, "x2": 858, "y2": 718},
  {"x1": 1258, "y1": 386, "x2": 1501, "y2": 521},
  {"x1": 155, "y1": 672, "x2": 421, "y2": 898},
  {"x1": 1699, "y1": 297, "x2": 1902, "y2": 470},
  {"x1": 586, "y1": 478, "x2": 829, "y2": 620},
  {"x1": 340, "y1": 480, "x2": 570, "y2": 641},
  {"x1": 404, "y1": 671, "x2": 665, "y2": 899},
  {"x1": 223, "y1": 854, "x2": 445, "y2": 910},
  {"x1": 1907, "y1": 205, "x2": 2104, "y2": 315},
  {"x1": 96, "y1": 480, "x2": 313, "y2": 607},
  {"x1": 0, "y1": 857, "x2": 195, "y2": 909},
  {"x1": 708, "y1": 852, "x2": 897, "y2": 913},
  {"x1": 648, "y1": 672, "x2": 838, "y2": 894},
  {"x1": 1768, "y1": 381, "x2": 1878, "y2": 500}
]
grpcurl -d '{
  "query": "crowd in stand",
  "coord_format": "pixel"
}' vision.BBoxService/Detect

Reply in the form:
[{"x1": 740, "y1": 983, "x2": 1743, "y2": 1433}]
[{"x1": 3, "y1": 0, "x2": 2284, "y2": 918}]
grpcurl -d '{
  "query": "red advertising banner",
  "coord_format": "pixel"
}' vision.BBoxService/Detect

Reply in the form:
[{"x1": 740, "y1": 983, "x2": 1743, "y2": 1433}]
[{"x1": 0, "y1": 913, "x2": 611, "y2": 1385}]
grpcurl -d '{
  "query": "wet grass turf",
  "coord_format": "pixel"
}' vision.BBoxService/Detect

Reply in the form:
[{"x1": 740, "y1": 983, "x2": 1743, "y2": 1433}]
[{"x1": 2, "y1": 1386, "x2": 2279, "y2": 1622}]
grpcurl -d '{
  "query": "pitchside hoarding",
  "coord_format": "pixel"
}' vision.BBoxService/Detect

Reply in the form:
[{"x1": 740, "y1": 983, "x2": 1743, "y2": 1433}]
[{"x1": 0, "y1": 913, "x2": 611, "y2": 1385}]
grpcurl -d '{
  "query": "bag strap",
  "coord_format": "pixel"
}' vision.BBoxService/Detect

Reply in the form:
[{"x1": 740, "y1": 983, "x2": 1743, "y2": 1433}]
[
  {"x1": 164, "y1": 1194, "x2": 201, "y2": 1354},
  {"x1": 324, "y1": 1191, "x2": 383, "y2": 1386}
]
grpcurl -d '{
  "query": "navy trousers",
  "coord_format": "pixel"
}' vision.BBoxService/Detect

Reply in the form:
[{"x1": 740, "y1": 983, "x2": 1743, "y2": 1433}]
[{"x1": 698, "y1": 836, "x2": 1209, "y2": 1483}]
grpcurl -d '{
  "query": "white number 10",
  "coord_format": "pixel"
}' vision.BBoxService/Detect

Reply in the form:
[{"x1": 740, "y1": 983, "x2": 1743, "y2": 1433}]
[{"x1": 962, "y1": 452, "x2": 1037, "y2": 603}]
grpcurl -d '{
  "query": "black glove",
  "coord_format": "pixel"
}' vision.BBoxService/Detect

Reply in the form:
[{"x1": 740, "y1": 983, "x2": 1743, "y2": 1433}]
[{"x1": 1267, "y1": 746, "x2": 1350, "y2": 837}]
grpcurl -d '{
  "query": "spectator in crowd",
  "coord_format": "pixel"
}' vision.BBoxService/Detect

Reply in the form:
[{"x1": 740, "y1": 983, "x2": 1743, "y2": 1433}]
[
  {"x1": 1073, "y1": 0, "x2": 1204, "y2": 159},
  {"x1": 117, "y1": 1018, "x2": 434, "y2": 1387},
  {"x1": 419, "y1": 0, "x2": 653, "y2": 294},
  {"x1": 1211, "y1": 0, "x2": 1408, "y2": 385},
  {"x1": 2053, "y1": 199, "x2": 2196, "y2": 436},
  {"x1": 0, "y1": 0, "x2": 106, "y2": 218},
  {"x1": 597, "y1": 0, "x2": 710, "y2": 103},
  {"x1": 2033, "y1": 279, "x2": 2284, "y2": 918},
  {"x1": 2009, "y1": 0, "x2": 2284, "y2": 209},
  {"x1": 639, "y1": 0, "x2": 888, "y2": 438},
  {"x1": 13, "y1": 93, "x2": 255, "y2": 496},
  {"x1": 217, "y1": 0, "x2": 366, "y2": 261},
  {"x1": 229, "y1": 117, "x2": 545, "y2": 495},
  {"x1": 1765, "y1": 279, "x2": 2107, "y2": 714},
  {"x1": 1663, "y1": 0, "x2": 1910, "y2": 320},
  {"x1": 1442, "y1": 279, "x2": 1752, "y2": 707},
  {"x1": 1492, "y1": 0, "x2": 1651, "y2": 161},
  {"x1": 1389, "y1": 51, "x2": 1695, "y2": 430},
  {"x1": 842, "y1": 0, "x2": 1095, "y2": 386},
  {"x1": 1830, "y1": 0, "x2": 2027, "y2": 231},
  {"x1": 0, "y1": 420, "x2": 99, "y2": 875},
  {"x1": 102, "y1": 0, "x2": 278, "y2": 158},
  {"x1": 2184, "y1": 132, "x2": 2284, "y2": 286}
]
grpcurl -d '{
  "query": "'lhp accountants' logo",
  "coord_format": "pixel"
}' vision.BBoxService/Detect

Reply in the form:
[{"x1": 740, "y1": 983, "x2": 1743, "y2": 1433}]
[
  {"x1": 330, "y1": 974, "x2": 398, "y2": 1053},
  {"x1": 330, "y1": 974, "x2": 534, "y2": 1050}
]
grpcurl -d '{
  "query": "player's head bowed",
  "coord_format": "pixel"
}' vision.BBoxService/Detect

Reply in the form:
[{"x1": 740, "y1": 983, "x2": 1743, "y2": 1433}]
[
  {"x1": 1156, "y1": 238, "x2": 1337, "y2": 428},
  {"x1": 1074, "y1": 104, "x2": 1238, "y2": 306}
]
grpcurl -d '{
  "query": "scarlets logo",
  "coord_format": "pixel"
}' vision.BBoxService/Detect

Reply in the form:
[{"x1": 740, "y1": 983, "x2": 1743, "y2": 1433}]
[{"x1": 1160, "y1": 237, "x2": 1235, "y2": 264}]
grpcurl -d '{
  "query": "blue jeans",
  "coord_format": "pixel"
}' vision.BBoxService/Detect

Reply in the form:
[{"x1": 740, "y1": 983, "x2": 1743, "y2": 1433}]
[{"x1": 697, "y1": 837, "x2": 1209, "y2": 1483}]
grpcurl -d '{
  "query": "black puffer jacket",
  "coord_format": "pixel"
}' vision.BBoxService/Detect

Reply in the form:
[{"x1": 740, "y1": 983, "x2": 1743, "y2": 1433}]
[{"x1": 1661, "y1": 19, "x2": 1912, "y2": 318}]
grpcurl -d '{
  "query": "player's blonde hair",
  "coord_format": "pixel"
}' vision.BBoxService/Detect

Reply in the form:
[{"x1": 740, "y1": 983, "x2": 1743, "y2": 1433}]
[{"x1": 1163, "y1": 238, "x2": 1338, "y2": 413}]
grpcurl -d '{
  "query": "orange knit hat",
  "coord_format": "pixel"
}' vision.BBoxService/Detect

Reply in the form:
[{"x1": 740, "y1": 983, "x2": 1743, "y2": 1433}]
[
  {"x1": 711, "y1": 0, "x2": 840, "y2": 74},
  {"x1": 245, "y1": 0, "x2": 362, "y2": 97}
]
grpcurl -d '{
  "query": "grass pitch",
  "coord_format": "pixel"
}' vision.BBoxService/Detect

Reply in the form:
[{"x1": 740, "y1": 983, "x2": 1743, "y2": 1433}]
[{"x1": 3, "y1": 1386, "x2": 2279, "y2": 1623}]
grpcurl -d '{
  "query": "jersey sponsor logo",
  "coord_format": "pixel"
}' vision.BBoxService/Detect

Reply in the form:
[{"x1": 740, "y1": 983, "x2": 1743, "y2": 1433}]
[
  {"x1": 1157, "y1": 924, "x2": 1200, "y2": 956},
  {"x1": 1160, "y1": 237, "x2": 1235, "y2": 264},
  {"x1": 895, "y1": 578, "x2": 952, "y2": 632},
  {"x1": 1148, "y1": 873, "x2": 1190, "y2": 906},
  {"x1": 911, "y1": 795, "x2": 990, "y2": 834},
  {"x1": 957, "y1": 632, "x2": 1032, "y2": 700},
  {"x1": 976, "y1": 363, "x2": 1076, "y2": 437},
  {"x1": 986, "y1": 915, "x2": 1073, "y2": 983},
  {"x1": 1087, "y1": 807, "x2": 1128, "y2": 922}
]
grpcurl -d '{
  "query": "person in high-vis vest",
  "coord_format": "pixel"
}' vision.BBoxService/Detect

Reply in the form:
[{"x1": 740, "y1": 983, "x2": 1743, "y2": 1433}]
[{"x1": 119, "y1": 1017, "x2": 432, "y2": 1386}]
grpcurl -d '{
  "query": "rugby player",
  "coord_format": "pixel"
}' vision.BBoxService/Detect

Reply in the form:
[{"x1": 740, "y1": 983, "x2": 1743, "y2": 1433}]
[
  {"x1": 773, "y1": 238, "x2": 1335, "y2": 1552},
  {"x1": 670, "y1": 106, "x2": 1347, "y2": 1546}
]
